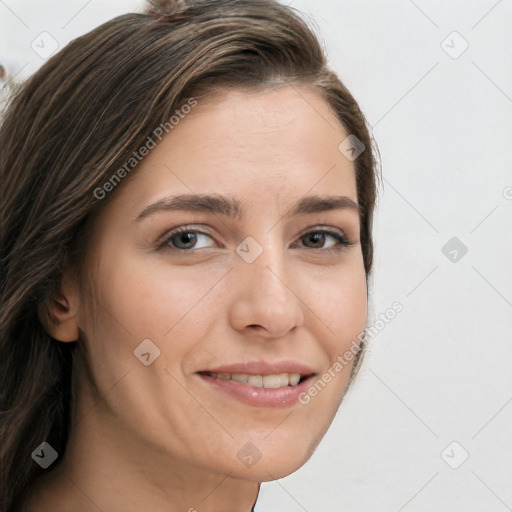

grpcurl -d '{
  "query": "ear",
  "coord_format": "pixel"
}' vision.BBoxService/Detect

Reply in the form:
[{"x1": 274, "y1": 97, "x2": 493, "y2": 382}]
[{"x1": 38, "y1": 271, "x2": 81, "y2": 342}]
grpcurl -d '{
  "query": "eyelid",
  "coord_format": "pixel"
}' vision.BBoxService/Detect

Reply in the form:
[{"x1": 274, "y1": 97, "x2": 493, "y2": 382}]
[{"x1": 296, "y1": 224, "x2": 347, "y2": 240}]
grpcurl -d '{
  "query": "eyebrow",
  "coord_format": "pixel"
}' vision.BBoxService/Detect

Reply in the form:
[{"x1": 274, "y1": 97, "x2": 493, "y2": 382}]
[{"x1": 134, "y1": 193, "x2": 361, "y2": 222}]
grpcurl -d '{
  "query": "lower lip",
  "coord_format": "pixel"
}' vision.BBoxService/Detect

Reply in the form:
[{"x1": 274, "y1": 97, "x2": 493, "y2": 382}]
[{"x1": 198, "y1": 373, "x2": 315, "y2": 408}]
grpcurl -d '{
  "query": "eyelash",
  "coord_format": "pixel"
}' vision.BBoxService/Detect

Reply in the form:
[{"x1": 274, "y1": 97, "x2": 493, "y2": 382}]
[{"x1": 156, "y1": 225, "x2": 353, "y2": 254}]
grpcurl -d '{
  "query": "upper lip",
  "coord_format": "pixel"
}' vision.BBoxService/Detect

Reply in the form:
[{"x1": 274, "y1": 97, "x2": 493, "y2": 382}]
[{"x1": 199, "y1": 360, "x2": 316, "y2": 376}]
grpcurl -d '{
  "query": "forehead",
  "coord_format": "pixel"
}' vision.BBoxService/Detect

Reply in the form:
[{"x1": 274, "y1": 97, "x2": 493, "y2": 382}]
[
  {"x1": 104, "y1": 85, "x2": 358, "y2": 219},
  {"x1": 177, "y1": 85, "x2": 351, "y2": 166}
]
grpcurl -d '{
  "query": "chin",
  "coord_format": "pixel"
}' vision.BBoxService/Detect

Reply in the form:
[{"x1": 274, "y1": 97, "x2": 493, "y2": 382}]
[
  {"x1": 255, "y1": 460, "x2": 308, "y2": 481},
  {"x1": 222, "y1": 464, "x2": 301, "y2": 484},
  {"x1": 219, "y1": 435, "x2": 321, "y2": 482}
]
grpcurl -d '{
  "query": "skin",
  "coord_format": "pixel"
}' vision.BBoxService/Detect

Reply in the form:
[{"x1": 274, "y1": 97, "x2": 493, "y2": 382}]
[{"x1": 25, "y1": 85, "x2": 367, "y2": 511}]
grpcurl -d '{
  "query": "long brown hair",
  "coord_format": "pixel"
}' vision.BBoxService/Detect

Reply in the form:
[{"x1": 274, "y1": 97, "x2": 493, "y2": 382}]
[{"x1": 0, "y1": 1, "x2": 380, "y2": 509}]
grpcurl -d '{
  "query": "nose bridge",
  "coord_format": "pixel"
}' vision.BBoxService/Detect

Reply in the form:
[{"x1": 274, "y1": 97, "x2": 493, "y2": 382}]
[
  {"x1": 251, "y1": 244, "x2": 288, "y2": 301},
  {"x1": 229, "y1": 233, "x2": 305, "y2": 337},
  {"x1": 240, "y1": 232, "x2": 288, "y2": 292}
]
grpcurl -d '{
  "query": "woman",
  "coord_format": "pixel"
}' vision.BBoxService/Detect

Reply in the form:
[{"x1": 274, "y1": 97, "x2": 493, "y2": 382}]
[{"x1": 0, "y1": 0, "x2": 380, "y2": 510}]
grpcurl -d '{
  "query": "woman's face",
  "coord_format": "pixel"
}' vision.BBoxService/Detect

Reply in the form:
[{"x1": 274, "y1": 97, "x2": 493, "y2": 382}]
[{"x1": 76, "y1": 85, "x2": 367, "y2": 481}]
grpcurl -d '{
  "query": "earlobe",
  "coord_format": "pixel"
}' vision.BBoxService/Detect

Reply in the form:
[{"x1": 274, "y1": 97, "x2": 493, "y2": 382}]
[{"x1": 38, "y1": 273, "x2": 81, "y2": 342}]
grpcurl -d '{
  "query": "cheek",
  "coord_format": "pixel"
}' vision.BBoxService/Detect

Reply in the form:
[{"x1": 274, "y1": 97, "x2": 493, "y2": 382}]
[
  {"x1": 334, "y1": 272, "x2": 367, "y2": 342},
  {"x1": 300, "y1": 261, "x2": 367, "y2": 403},
  {"x1": 96, "y1": 254, "x2": 201, "y2": 329},
  {"x1": 310, "y1": 262, "x2": 368, "y2": 349},
  {"x1": 76, "y1": 253, "x2": 231, "y2": 438},
  {"x1": 86, "y1": 252, "x2": 230, "y2": 368}
]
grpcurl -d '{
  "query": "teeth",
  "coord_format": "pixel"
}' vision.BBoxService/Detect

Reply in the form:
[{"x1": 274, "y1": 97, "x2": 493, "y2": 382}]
[
  {"x1": 262, "y1": 375, "x2": 281, "y2": 388},
  {"x1": 289, "y1": 373, "x2": 301, "y2": 386},
  {"x1": 248, "y1": 375, "x2": 263, "y2": 387},
  {"x1": 209, "y1": 372, "x2": 303, "y2": 388}
]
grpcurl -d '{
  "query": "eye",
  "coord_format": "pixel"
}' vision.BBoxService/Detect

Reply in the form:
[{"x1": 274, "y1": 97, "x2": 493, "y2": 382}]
[
  {"x1": 157, "y1": 226, "x2": 216, "y2": 251},
  {"x1": 296, "y1": 228, "x2": 352, "y2": 252},
  {"x1": 156, "y1": 225, "x2": 353, "y2": 253}
]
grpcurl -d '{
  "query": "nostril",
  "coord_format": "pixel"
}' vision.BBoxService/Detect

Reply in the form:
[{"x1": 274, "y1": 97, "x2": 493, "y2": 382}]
[{"x1": 247, "y1": 324, "x2": 266, "y2": 332}]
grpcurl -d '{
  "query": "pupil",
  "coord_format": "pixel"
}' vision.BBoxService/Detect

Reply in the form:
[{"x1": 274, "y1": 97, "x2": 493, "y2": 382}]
[
  {"x1": 177, "y1": 233, "x2": 196, "y2": 248},
  {"x1": 308, "y1": 233, "x2": 324, "y2": 247}
]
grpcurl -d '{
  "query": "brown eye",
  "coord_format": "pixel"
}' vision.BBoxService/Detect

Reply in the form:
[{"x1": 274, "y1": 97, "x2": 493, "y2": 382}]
[
  {"x1": 158, "y1": 227, "x2": 216, "y2": 251},
  {"x1": 303, "y1": 232, "x2": 327, "y2": 249},
  {"x1": 170, "y1": 231, "x2": 198, "y2": 250},
  {"x1": 298, "y1": 229, "x2": 351, "y2": 251}
]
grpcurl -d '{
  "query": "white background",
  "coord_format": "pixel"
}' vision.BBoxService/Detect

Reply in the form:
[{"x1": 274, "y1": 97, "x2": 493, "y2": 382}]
[{"x1": 1, "y1": 1, "x2": 511, "y2": 510}]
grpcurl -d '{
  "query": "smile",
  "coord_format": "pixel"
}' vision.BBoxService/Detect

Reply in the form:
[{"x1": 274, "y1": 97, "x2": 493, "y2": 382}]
[
  {"x1": 197, "y1": 361, "x2": 317, "y2": 408},
  {"x1": 200, "y1": 371, "x2": 304, "y2": 388}
]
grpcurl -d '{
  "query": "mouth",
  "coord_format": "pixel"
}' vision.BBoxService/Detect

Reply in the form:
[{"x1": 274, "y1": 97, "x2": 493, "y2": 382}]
[
  {"x1": 198, "y1": 371, "x2": 312, "y2": 388},
  {"x1": 196, "y1": 362, "x2": 317, "y2": 408}
]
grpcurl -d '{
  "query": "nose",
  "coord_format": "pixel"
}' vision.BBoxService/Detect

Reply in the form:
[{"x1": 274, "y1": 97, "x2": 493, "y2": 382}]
[{"x1": 227, "y1": 241, "x2": 305, "y2": 339}]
